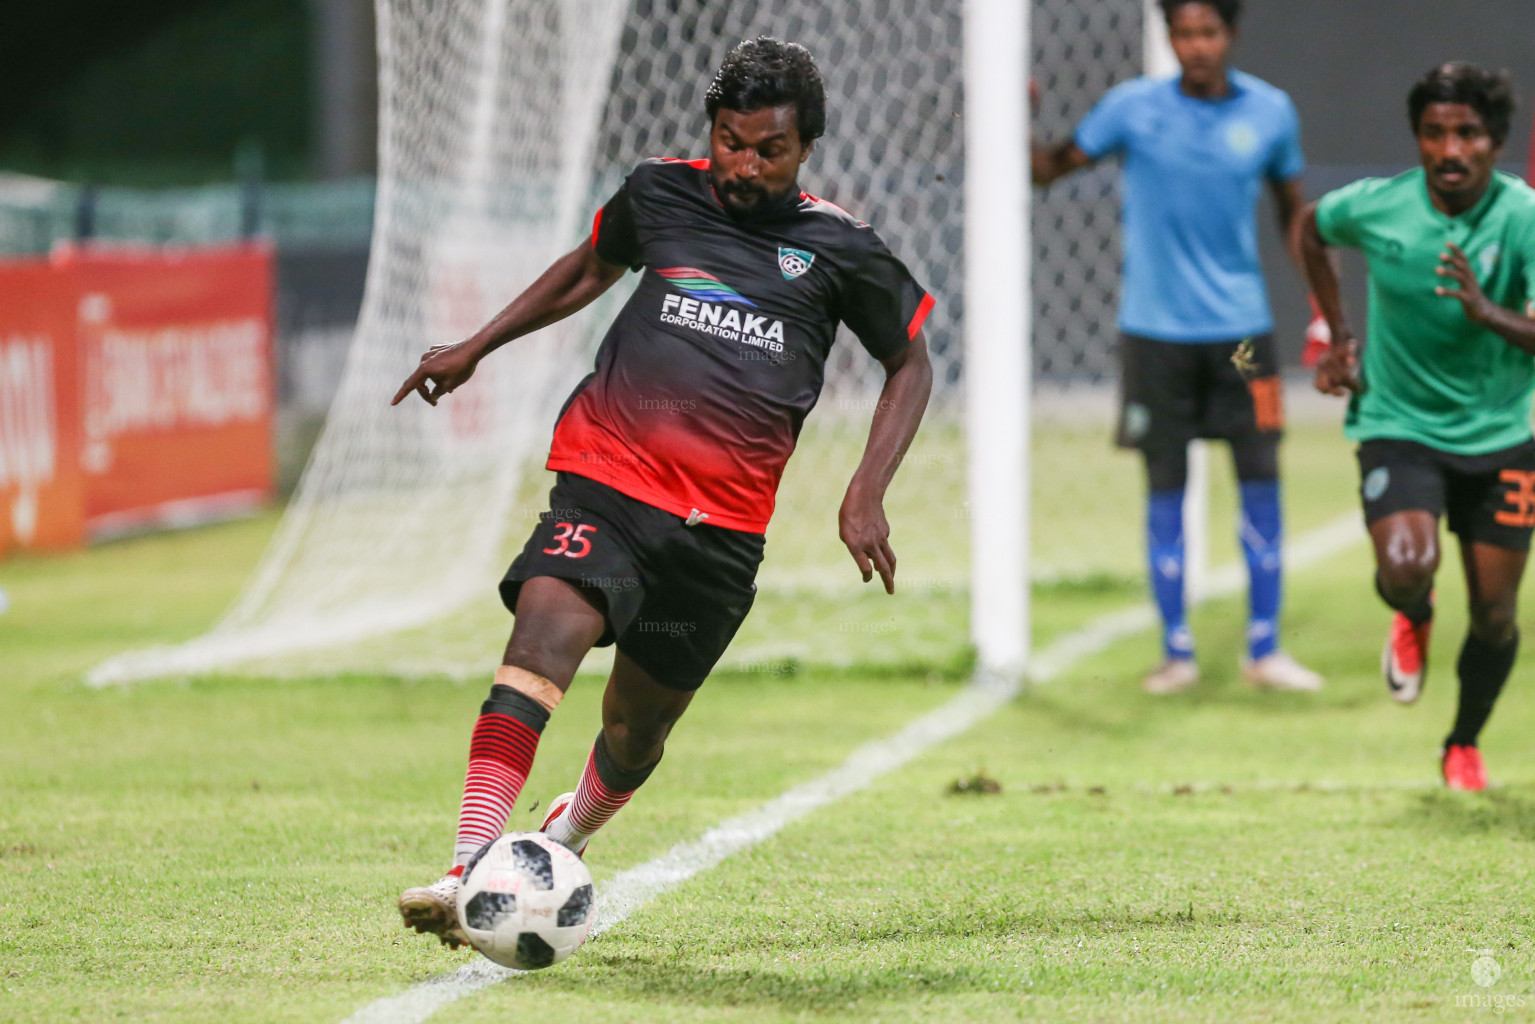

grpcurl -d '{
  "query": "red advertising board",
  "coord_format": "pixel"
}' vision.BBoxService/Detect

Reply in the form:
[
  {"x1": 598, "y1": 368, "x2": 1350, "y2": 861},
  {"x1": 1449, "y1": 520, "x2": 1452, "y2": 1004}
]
[
  {"x1": 0, "y1": 244, "x2": 273, "y2": 556},
  {"x1": 0, "y1": 261, "x2": 84, "y2": 556},
  {"x1": 67, "y1": 246, "x2": 274, "y2": 538}
]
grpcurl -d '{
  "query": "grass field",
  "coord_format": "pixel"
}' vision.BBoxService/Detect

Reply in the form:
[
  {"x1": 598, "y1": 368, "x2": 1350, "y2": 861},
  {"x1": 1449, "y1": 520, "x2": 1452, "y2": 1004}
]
[{"x1": 4, "y1": 422, "x2": 1535, "y2": 1022}]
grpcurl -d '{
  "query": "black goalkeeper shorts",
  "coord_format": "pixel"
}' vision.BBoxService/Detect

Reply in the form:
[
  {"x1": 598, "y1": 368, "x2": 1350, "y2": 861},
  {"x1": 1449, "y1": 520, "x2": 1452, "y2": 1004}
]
[
  {"x1": 500, "y1": 472, "x2": 764, "y2": 691},
  {"x1": 1116, "y1": 332, "x2": 1283, "y2": 452},
  {"x1": 1357, "y1": 438, "x2": 1535, "y2": 552}
]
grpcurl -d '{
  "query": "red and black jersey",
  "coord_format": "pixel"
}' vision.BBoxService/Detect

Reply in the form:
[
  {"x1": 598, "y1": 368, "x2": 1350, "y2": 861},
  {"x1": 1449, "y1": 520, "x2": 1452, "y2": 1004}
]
[{"x1": 547, "y1": 157, "x2": 933, "y2": 534}]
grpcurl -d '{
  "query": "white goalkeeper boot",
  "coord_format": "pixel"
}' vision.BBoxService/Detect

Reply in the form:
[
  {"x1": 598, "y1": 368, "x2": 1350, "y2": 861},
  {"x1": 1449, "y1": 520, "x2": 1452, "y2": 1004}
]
[
  {"x1": 1142, "y1": 658, "x2": 1199, "y2": 695},
  {"x1": 399, "y1": 871, "x2": 469, "y2": 949},
  {"x1": 1241, "y1": 651, "x2": 1323, "y2": 692}
]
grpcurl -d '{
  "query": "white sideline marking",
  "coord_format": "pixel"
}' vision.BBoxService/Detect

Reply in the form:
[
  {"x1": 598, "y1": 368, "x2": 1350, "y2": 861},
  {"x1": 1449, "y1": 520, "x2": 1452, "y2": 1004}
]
[{"x1": 339, "y1": 512, "x2": 1363, "y2": 1024}]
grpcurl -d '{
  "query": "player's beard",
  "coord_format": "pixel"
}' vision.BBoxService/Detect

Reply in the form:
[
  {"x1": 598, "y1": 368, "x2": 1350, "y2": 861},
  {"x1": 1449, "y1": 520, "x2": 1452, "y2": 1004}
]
[{"x1": 715, "y1": 177, "x2": 798, "y2": 219}]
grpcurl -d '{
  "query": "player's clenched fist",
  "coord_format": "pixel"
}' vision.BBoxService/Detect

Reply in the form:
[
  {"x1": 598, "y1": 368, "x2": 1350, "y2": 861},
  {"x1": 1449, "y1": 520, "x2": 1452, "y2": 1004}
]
[
  {"x1": 391, "y1": 340, "x2": 479, "y2": 406},
  {"x1": 1313, "y1": 337, "x2": 1363, "y2": 397}
]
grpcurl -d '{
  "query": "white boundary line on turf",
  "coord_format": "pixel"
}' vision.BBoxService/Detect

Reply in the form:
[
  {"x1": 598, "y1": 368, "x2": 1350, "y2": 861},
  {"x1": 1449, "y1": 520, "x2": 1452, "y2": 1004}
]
[{"x1": 339, "y1": 511, "x2": 1364, "y2": 1024}]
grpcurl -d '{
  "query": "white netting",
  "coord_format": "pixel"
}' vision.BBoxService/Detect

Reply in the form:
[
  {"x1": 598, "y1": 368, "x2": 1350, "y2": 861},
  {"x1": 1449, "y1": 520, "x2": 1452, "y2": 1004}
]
[
  {"x1": 1030, "y1": 0, "x2": 1146, "y2": 587},
  {"x1": 90, "y1": 0, "x2": 1141, "y2": 685}
]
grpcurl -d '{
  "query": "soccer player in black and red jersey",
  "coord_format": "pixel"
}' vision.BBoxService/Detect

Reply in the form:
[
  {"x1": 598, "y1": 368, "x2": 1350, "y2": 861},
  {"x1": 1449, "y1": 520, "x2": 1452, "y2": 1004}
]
[{"x1": 390, "y1": 37, "x2": 934, "y2": 948}]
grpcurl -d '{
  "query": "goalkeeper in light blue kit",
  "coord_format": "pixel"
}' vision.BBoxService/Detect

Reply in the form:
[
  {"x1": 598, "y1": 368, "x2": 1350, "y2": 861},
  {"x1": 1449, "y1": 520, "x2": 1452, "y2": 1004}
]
[{"x1": 1031, "y1": 0, "x2": 1323, "y2": 694}]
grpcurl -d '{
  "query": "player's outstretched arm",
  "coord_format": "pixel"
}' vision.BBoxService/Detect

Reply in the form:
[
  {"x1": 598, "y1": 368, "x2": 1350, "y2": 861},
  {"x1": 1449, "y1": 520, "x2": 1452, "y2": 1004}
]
[
  {"x1": 1028, "y1": 81, "x2": 1094, "y2": 185},
  {"x1": 1031, "y1": 140, "x2": 1092, "y2": 186},
  {"x1": 1297, "y1": 202, "x2": 1363, "y2": 396},
  {"x1": 839, "y1": 332, "x2": 933, "y2": 594},
  {"x1": 1436, "y1": 242, "x2": 1535, "y2": 354},
  {"x1": 391, "y1": 241, "x2": 627, "y2": 406}
]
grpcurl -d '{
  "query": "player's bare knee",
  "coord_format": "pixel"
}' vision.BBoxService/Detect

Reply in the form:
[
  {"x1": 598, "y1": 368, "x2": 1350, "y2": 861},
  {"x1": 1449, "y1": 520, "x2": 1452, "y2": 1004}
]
[
  {"x1": 1377, "y1": 540, "x2": 1437, "y2": 599},
  {"x1": 501, "y1": 632, "x2": 582, "y2": 691},
  {"x1": 502, "y1": 616, "x2": 605, "y2": 690}
]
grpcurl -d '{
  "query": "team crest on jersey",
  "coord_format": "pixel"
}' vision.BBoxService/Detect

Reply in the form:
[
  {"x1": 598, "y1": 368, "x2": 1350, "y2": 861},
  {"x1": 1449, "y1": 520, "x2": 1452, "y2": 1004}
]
[
  {"x1": 778, "y1": 247, "x2": 815, "y2": 280},
  {"x1": 1225, "y1": 121, "x2": 1259, "y2": 157},
  {"x1": 1478, "y1": 243, "x2": 1502, "y2": 278}
]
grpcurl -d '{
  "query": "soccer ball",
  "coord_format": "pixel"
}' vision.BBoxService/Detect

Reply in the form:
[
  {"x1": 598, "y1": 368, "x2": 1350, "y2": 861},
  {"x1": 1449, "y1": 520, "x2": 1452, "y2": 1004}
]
[{"x1": 455, "y1": 832, "x2": 595, "y2": 970}]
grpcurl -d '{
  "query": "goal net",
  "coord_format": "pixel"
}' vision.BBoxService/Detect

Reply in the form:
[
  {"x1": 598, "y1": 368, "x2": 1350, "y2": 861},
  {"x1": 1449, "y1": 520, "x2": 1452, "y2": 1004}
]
[{"x1": 89, "y1": 0, "x2": 1146, "y2": 686}]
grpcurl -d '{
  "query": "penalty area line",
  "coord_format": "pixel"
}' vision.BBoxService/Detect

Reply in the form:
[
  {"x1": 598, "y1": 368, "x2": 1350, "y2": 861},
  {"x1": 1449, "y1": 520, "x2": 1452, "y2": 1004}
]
[{"x1": 339, "y1": 511, "x2": 1363, "y2": 1024}]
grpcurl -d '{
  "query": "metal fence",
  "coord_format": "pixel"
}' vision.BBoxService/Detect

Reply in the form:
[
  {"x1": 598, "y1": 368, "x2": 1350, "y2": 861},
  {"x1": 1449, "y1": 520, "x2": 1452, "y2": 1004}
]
[{"x1": 0, "y1": 174, "x2": 376, "y2": 256}]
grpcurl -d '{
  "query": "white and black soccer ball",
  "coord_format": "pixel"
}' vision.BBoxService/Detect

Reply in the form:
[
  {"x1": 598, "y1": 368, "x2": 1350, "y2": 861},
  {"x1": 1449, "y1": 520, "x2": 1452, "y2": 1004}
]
[{"x1": 455, "y1": 832, "x2": 595, "y2": 970}]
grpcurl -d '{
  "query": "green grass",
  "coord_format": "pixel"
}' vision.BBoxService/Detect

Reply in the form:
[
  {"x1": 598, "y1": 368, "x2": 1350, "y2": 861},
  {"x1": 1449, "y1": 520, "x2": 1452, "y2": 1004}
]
[{"x1": 4, "y1": 426, "x2": 1535, "y2": 1022}]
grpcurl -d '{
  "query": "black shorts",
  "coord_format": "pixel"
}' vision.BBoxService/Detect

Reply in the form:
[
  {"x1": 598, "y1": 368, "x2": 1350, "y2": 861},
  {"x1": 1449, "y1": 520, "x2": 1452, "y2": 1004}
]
[
  {"x1": 1357, "y1": 438, "x2": 1535, "y2": 551},
  {"x1": 1116, "y1": 332, "x2": 1284, "y2": 451},
  {"x1": 500, "y1": 473, "x2": 765, "y2": 691}
]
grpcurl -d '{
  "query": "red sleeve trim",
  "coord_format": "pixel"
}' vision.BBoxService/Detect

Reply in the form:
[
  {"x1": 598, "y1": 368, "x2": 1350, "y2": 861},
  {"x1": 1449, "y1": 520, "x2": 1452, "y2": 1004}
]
[
  {"x1": 661, "y1": 157, "x2": 711, "y2": 170},
  {"x1": 907, "y1": 293, "x2": 935, "y2": 340},
  {"x1": 799, "y1": 190, "x2": 866, "y2": 224},
  {"x1": 590, "y1": 207, "x2": 603, "y2": 249}
]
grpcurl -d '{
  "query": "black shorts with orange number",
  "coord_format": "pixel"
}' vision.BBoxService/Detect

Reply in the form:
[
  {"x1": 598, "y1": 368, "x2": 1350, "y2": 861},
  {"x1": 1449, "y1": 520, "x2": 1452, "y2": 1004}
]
[
  {"x1": 1115, "y1": 332, "x2": 1283, "y2": 452},
  {"x1": 499, "y1": 472, "x2": 765, "y2": 691},
  {"x1": 1357, "y1": 438, "x2": 1535, "y2": 551}
]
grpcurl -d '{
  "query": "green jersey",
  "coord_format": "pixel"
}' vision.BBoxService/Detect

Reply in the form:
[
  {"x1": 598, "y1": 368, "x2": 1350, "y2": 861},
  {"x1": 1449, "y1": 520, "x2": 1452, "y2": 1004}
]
[{"x1": 1316, "y1": 168, "x2": 1535, "y2": 454}]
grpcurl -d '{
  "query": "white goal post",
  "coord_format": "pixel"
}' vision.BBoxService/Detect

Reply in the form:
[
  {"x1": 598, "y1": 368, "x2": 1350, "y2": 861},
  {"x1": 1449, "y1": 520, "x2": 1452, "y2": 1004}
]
[{"x1": 964, "y1": 0, "x2": 1030, "y2": 678}]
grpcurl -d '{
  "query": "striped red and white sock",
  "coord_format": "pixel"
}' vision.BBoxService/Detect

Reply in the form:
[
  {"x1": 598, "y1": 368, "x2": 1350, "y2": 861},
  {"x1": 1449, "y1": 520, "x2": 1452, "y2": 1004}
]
[
  {"x1": 546, "y1": 732, "x2": 658, "y2": 852},
  {"x1": 452, "y1": 686, "x2": 550, "y2": 867}
]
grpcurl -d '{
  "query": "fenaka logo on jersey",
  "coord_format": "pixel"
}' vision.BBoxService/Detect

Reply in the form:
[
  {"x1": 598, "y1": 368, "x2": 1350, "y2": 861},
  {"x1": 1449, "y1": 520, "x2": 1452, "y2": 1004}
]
[
  {"x1": 656, "y1": 267, "x2": 758, "y2": 308},
  {"x1": 778, "y1": 247, "x2": 815, "y2": 280},
  {"x1": 656, "y1": 266, "x2": 785, "y2": 354}
]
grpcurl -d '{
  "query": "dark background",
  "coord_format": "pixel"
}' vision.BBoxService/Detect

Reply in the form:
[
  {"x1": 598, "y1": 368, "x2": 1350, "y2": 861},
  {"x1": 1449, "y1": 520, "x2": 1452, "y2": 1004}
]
[
  {"x1": 1238, "y1": 0, "x2": 1535, "y2": 357},
  {"x1": 0, "y1": 0, "x2": 375, "y2": 184}
]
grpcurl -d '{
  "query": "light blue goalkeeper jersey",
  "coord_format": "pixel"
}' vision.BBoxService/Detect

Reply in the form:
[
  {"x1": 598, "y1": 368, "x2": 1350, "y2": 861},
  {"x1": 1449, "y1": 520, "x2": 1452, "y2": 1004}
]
[{"x1": 1074, "y1": 69, "x2": 1306, "y2": 342}]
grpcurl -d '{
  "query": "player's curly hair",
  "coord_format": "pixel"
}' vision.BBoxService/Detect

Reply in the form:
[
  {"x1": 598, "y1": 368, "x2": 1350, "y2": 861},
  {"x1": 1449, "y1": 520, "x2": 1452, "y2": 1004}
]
[
  {"x1": 1408, "y1": 63, "x2": 1516, "y2": 146},
  {"x1": 705, "y1": 36, "x2": 827, "y2": 145},
  {"x1": 1158, "y1": 0, "x2": 1240, "y2": 29}
]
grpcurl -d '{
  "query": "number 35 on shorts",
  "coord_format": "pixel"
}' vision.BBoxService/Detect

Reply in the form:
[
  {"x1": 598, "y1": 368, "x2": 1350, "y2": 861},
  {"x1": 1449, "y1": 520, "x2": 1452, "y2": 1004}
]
[{"x1": 542, "y1": 522, "x2": 598, "y2": 558}]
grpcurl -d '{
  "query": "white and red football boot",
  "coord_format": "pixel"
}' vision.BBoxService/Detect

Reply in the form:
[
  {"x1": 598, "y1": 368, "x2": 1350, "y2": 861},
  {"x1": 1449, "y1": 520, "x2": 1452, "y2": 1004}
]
[
  {"x1": 1442, "y1": 744, "x2": 1488, "y2": 792},
  {"x1": 398, "y1": 866, "x2": 470, "y2": 948},
  {"x1": 1383, "y1": 611, "x2": 1432, "y2": 704},
  {"x1": 540, "y1": 792, "x2": 590, "y2": 858}
]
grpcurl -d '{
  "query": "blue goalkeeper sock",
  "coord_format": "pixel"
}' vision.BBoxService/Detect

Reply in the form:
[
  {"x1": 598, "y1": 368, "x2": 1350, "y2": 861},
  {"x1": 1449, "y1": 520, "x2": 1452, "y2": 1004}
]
[
  {"x1": 1147, "y1": 489, "x2": 1193, "y2": 660},
  {"x1": 1239, "y1": 479, "x2": 1283, "y2": 660}
]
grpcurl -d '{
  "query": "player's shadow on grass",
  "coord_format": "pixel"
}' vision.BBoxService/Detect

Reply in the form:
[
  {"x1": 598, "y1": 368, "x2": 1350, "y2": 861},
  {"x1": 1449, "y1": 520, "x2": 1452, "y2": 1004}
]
[
  {"x1": 1013, "y1": 672, "x2": 1369, "y2": 743},
  {"x1": 537, "y1": 906, "x2": 1245, "y2": 1010},
  {"x1": 1398, "y1": 787, "x2": 1535, "y2": 840},
  {"x1": 554, "y1": 953, "x2": 993, "y2": 1006}
]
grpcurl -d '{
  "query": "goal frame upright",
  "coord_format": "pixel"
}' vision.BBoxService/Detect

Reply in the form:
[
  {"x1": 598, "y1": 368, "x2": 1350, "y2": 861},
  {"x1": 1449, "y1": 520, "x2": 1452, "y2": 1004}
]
[{"x1": 963, "y1": 0, "x2": 1031, "y2": 680}]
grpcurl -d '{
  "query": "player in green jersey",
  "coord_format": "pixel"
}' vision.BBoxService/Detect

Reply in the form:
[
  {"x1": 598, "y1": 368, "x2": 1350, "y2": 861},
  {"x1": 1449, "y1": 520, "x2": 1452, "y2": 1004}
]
[{"x1": 1299, "y1": 63, "x2": 1535, "y2": 790}]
